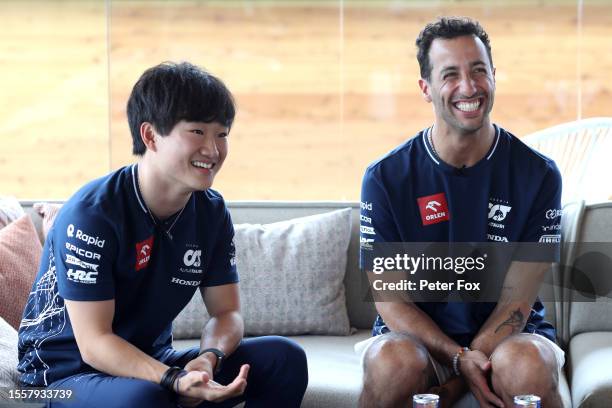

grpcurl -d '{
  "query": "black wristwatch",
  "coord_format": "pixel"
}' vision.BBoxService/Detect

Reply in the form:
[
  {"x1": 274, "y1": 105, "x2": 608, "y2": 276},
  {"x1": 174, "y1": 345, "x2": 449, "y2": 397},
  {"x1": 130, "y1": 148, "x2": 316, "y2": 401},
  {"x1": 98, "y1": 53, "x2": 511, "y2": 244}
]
[{"x1": 198, "y1": 347, "x2": 225, "y2": 375}]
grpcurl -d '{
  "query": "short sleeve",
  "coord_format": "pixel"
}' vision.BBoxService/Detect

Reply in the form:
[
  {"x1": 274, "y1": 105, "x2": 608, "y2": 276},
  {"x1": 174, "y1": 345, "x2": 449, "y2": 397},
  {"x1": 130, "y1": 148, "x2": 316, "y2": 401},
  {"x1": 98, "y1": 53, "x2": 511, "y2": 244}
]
[
  {"x1": 518, "y1": 162, "x2": 563, "y2": 261},
  {"x1": 52, "y1": 205, "x2": 117, "y2": 301},
  {"x1": 202, "y1": 204, "x2": 238, "y2": 287},
  {"x1": 360, "y1": 166, "x2": 401, "y2": 268}
]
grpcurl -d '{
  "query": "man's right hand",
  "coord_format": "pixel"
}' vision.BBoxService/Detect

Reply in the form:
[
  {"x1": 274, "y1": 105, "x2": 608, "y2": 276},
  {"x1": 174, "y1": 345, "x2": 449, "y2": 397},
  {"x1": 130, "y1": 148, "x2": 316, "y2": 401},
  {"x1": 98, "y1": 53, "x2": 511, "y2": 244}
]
[
  {"x1": 460, "y1": 350, "x2": 504, "y2": 408},
  {"x1": 176, "y1": 364, "x2": 249, "y2": 405}
]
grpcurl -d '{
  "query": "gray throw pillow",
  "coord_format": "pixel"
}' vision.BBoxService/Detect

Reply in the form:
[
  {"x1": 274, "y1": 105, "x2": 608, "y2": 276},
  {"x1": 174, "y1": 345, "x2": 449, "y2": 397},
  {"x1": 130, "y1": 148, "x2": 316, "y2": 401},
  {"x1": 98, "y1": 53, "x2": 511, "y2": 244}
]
[
  {"x1": 173, "y1": 208, "x2": 352, "y2": 337},
  {"x1": 0, "y1": 316, "x2": 19, "y2": 388}
]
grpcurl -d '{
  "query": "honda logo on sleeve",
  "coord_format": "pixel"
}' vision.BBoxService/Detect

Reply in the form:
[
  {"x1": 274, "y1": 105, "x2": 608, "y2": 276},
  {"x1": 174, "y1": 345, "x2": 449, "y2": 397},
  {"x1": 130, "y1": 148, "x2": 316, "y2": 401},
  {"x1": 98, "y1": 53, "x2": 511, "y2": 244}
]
[{"x1": 417, "y1": 193, "x2": 450, "y2": 226}]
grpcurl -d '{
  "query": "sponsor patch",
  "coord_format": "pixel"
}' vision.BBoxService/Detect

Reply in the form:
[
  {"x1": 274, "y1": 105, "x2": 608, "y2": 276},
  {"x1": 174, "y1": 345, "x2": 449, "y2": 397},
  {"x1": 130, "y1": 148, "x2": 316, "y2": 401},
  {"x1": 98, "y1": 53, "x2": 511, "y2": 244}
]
[
  {"x1": 360, "y1": 214, "x2": 372, "y2": 224},
  {"x1": 545, "y1": 209, "x2": 563, "y2": 220},
  {"x1": 67, "y1": 224, "x2": 105, "y2": 248},
  {"x1": 360, "y1": 225, "x2": 376, "y2": 235},
  {"x1": 417, "y1": 193, "x2": 450, "y2": 226},
  {"x1": 171, "y1": 277, "x2": 201, "y2": 286},
  {"x1": 360, "y1": 201, "x2": 373, "y2": 211},
  {"x1": 65, "y1": 242, "x2": 101, "y2": 260},
  {"x1": 229, "y1": 239, "x2": 236, "y2": 267},
  {"x1": 135, "y1": 236, "x2": 154, "y2": 271},
  {"x1": 360, "y1": 236, "x2": 374, "y2": 250},
  {"x1": 488, "y1": 203, "x2": 511, "y2": 222},
  {"x1": 183, "y1": 249, "x2": 202, "y2": 267},
  {"x1": 539, "y1": 234, "x2": 561, "y2": 243},
  {"x1": 487, "y1": 234, "x2": 509, "y2": 242},
  {"x1": 67, "y1": 268, "x2": 98, "y2": 284},
  {"x1": 65, "y1": 254, "x2": 99, "y2": 271}
]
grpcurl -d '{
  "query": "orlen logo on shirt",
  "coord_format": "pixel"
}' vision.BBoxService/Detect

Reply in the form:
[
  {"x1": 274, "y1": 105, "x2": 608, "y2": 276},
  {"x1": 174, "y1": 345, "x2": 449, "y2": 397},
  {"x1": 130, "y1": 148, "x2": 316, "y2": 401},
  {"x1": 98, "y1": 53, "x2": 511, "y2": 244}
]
[
  {"x1": 417, "y1": 193, "x2": 450, "y2": 226},
  {"x1": 135, "y1": 236, "x2": 154, "y2": 271}
]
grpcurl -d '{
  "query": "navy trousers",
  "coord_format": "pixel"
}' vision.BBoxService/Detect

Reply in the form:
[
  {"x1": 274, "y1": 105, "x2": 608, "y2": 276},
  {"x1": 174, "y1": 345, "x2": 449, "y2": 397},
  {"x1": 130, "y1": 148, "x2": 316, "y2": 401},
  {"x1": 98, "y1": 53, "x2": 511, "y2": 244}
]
[{"x1": 46, "y1": 336, "x2": 308, "y2": 408}]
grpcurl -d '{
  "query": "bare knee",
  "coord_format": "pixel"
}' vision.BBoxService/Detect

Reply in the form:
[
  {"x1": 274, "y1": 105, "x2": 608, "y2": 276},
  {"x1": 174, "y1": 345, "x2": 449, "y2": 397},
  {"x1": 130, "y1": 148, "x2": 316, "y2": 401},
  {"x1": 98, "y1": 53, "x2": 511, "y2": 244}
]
[
  {"x1": 491, "y1": 334, "x2": 561, "y2": 407},
  {"x1": 360, "y1": 332, "x2": 433, "y2": 408}
]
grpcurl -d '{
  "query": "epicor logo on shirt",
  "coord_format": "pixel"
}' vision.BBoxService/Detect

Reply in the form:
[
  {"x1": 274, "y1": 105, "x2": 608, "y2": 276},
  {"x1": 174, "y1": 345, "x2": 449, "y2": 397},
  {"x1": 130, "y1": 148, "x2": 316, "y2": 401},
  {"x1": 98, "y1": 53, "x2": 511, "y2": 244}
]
[
  {"x1": 135, "y1": 236, "x2": 154, "y2": 271},
  {"x1": 65, "y1": 242, "x2": 101, "y2": 260},
  {"x1": 417, "y1": 193, "x2": 450, "y2": 226},
  {"x1": 183, "y1": 249, "x2": 202, "y2": 267},
  {"x1": 66, "y1": 224, "x2": 105, "y2": 248}
]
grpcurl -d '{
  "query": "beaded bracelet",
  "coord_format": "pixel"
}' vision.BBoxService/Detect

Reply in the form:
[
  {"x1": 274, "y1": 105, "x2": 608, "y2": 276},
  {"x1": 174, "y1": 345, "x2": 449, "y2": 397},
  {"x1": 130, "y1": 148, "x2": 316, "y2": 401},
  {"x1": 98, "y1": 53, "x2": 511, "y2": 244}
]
[{"x1": 452, "y1": 347, "x2": 470, "y2": 376}]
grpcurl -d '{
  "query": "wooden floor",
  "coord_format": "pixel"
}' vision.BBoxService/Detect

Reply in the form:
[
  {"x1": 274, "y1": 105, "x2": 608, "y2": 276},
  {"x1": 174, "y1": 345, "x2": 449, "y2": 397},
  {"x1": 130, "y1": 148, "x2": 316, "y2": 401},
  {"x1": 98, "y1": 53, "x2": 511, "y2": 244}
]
[{"x1": 1, "y1": 1, "x2": 611, "y2": 200}]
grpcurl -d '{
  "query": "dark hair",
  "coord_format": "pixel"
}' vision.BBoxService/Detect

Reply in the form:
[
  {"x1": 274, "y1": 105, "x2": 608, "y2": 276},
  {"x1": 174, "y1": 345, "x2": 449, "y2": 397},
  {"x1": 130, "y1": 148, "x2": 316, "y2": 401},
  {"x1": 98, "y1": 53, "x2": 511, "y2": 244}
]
[
  {"x1": 416, "y1": 17, "x2": 493, "y2": 81},
  {"x1": 127, "y1": 61, "x2": 236, "y2": 155}
]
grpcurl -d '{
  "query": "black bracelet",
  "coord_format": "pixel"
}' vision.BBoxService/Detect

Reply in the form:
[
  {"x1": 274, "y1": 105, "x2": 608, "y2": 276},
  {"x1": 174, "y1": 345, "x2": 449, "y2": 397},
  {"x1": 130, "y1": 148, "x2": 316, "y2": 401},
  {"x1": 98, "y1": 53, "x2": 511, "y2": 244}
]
[{"x1": 160, "y1": 366, "x2": 185, "y2": 392}]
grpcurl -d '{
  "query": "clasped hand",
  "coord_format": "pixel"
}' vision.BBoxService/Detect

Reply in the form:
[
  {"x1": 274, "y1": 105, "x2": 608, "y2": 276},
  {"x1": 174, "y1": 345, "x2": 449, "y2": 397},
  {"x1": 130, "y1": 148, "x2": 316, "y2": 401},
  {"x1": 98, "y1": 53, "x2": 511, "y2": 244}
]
[{"x1": 460, "y1": 350, "x2": 504, "y2": 408}]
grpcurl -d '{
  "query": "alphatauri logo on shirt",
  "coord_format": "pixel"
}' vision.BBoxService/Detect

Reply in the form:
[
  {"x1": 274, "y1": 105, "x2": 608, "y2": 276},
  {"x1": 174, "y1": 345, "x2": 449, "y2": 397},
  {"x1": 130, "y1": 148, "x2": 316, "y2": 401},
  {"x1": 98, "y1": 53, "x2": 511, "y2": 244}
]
[
  {"x1": 417, "y1": 193, "x2": 450, "y2": 226},
  {"x1": 183, "y1": 249, "x2": 202, "y2": 267},
  {"x1": 488, "y1": 203, "x2": 512, "y2": 222}
]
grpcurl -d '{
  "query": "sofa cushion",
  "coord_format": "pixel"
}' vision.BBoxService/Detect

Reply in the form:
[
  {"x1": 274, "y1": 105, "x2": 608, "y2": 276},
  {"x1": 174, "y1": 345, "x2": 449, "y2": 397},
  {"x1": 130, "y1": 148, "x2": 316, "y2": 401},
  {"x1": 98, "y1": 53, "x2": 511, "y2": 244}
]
[
  {"x1": 0, "y1": 316, "x2": 19, "y2": 388},
  {"x1": 569, "y1": 331, "x2": 612, "y2": 407},
  {"x1": 0, "y1": 196, "x2": 24, "y2": 230},
  {"x1": 173, "y1": 208, "x2": 352, "y2": 337},
  {"x1": 286, "y1": 330, "x2": 370, "y2": 408},
  {"x1": 175, "y1": 330, "x2": 571, "y2": 408},
  {"x1": 173, "y1": 330, "x2": 370, "y2": 408},
  {"x1": 0, "y1": 215, "x2": 42, "y2": 329}
]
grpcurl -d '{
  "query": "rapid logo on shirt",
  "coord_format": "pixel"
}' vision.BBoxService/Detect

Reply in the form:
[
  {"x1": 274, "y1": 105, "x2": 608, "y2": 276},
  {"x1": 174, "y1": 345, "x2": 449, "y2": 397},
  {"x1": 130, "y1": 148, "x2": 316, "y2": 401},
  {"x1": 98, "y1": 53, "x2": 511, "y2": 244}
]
[
  {"x1": 135, "y1": 236, "x2": 154, "y2": 271},
  {"x1": 417, "y1": 193, "x2": 450, "y2": 226}
]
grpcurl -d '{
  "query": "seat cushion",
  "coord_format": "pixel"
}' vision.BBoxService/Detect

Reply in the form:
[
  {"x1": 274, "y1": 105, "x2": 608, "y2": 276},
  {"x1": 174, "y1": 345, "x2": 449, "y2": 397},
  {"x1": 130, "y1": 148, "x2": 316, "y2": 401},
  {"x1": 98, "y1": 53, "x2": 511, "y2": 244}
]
[
  {"x1": 176, "y1": 330, "x2": 571, "y2": 407},
  {"x1": 569, "y1": 331, "x2": 612, "y2": 407},
  {"x1": 175, "y1": 331, "x2": 369, "y2": 408}
]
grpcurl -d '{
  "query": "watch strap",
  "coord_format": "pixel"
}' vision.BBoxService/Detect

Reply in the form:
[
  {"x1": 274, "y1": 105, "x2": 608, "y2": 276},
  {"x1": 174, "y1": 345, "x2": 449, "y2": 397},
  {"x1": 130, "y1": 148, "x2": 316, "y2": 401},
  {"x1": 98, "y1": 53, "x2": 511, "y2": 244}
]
[{"x1": 198, "y1": 347, "x2": 225, "y2": 375}]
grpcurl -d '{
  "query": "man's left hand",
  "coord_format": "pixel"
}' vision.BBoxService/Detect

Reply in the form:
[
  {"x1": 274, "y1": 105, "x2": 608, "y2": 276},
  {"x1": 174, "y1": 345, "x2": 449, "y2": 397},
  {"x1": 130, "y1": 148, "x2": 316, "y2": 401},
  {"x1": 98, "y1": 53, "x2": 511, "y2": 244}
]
[
  {"x1": 178, "y1": 354, "x2": 217, "y2": 407},
  {"x1": 460, "y1": 350, "x2": 504, "y2": 408}
]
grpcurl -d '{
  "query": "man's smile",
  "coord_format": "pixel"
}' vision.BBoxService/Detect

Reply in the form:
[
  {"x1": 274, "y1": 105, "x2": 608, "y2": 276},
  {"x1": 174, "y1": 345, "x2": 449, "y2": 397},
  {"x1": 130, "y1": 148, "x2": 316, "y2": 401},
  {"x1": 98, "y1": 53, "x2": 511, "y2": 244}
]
[{"x1": 191, "y1": 160, "x2": 215, "y2": 170}]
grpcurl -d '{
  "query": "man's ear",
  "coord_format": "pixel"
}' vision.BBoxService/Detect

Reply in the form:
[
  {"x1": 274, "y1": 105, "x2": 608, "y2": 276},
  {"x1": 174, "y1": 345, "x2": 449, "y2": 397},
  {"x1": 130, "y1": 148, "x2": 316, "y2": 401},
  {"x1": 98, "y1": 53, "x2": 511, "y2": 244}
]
[
  {"x1": 140, "y1": 122, "x2": 157, "y2": 152},
  {"x1": 418, "y1": 78, "x2": 432, "y2": 103}
]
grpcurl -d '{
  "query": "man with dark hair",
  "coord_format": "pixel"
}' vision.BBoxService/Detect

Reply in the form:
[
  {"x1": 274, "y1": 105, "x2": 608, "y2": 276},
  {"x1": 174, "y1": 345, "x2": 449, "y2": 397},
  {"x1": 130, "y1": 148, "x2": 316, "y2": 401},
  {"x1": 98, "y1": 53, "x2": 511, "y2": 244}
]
[
  {"x1": 18, "y1": 61, "x2": 308, "y2": 407},
  {"x1": 357, "y1": 17, "x2": 565, "y2": 407}
]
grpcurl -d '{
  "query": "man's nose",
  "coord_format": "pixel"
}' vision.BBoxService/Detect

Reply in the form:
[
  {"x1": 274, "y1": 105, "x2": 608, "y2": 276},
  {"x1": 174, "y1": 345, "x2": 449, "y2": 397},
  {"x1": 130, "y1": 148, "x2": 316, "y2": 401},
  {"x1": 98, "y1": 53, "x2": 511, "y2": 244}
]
[
  {"x1": 200, "y1": 135, "x2": 219, "y2": 159},
  {"x1": 459, "y1": 74, "x2": 478, "y2": 97}
]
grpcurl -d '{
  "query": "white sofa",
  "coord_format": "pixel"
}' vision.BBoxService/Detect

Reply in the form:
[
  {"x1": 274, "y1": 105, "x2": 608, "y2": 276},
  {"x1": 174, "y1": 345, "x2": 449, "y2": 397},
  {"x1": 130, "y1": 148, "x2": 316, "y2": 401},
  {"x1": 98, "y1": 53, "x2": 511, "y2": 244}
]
[{"x1": 17, "y1": 200, "x2": 612, "y2": 407}]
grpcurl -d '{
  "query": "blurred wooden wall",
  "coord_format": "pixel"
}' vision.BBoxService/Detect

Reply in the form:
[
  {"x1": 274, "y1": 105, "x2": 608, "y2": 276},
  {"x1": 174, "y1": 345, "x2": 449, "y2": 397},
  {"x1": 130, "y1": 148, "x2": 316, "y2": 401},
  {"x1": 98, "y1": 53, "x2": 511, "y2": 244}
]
[{"x1": 1, "y1": 1, "x2": 611, "y2": 200}]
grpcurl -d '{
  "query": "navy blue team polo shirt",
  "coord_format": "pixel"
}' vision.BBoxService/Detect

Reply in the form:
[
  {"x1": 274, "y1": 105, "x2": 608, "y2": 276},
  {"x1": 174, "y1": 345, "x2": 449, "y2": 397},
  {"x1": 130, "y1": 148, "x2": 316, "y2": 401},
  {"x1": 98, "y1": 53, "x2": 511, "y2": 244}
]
[
  {"x1": 360, "y1": 125, "x2": 563, "y2": 346},
  {"x1": 18, "y1": 164, "x2": 238, "y2": 387}
]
